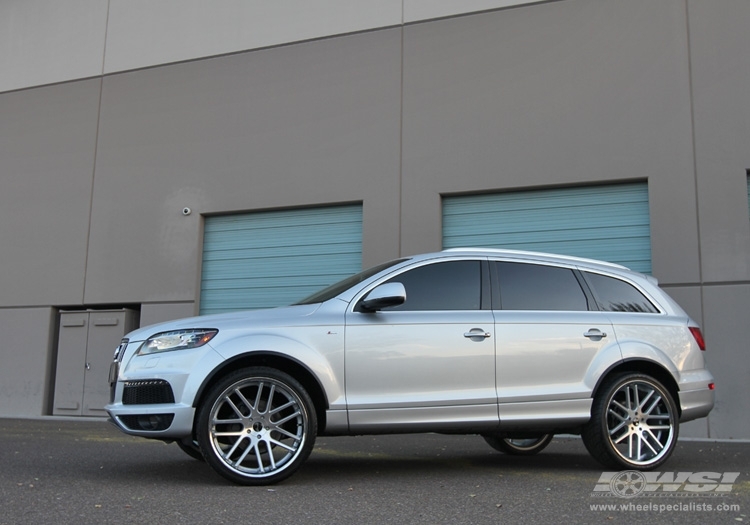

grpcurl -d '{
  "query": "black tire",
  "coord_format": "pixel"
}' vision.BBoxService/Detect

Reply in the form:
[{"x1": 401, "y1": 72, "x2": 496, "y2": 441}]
[
  {"x1": 483, "y1": 434, "x2": 554, "y2": 456},
  {"x1": 196, "y1": 367, "x2": 317, "y2": 485},
  {"x1": 582, "y1": 372, "x2": 678, "y2": 471},
  {"x1": 176, "y1": 438, "x2": 204, "y2": 461}
]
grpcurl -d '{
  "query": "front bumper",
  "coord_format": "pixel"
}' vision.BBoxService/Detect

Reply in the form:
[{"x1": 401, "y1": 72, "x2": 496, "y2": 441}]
[
  {"x1": 105, "y1": 340, "x2": 224, "y2": 439},
  {"x1": 107, "y1": 403, "x2": 196, "y2": 439}
]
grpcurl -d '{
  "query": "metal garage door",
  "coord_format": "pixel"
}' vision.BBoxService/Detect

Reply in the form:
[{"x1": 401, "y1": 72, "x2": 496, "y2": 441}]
[
  {"x1": 442, "y1": 182, "x2": 651, "y2": 273},
  {"x1": 200, "y1": 204, "x2": 362, "y2": 314}
]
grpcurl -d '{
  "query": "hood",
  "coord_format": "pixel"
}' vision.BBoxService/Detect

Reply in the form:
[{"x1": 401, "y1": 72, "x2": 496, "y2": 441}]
[{"x1": 124, "y1": 303, "x2": 323, "y2": 343}]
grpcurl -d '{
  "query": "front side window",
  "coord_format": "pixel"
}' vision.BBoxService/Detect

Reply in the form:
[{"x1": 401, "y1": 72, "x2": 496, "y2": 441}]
[
  {"x1": 295, "y1": 258, "x2": 407, "y2": 305},
  {"x1": 584, "y1": 272, "x2": 658, "y2": 313},
  {"x1": 383, "y1": 260, "x2": 481, "y2": 311},
  {"x1": 495, "y1": 262, "x2": 588, "y2": 311}
]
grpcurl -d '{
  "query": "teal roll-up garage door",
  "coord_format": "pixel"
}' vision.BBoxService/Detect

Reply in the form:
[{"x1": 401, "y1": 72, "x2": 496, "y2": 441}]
[
  {"x1": 201, "y1": 204, "x2": 362, "y2": 314},
  {"x1": 442, "y1": 182, "x2": 651, "y2": 273}
]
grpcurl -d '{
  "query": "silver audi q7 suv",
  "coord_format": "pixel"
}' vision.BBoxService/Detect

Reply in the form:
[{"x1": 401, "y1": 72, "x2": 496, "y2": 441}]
[{"x1": 106, "y1": 248, "x2": 715, "y2": 485}]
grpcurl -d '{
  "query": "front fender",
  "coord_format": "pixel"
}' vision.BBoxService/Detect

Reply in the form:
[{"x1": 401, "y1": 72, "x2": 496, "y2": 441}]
[{"x1": 210, "y1": 328, "x2": 345, "y2": 410}]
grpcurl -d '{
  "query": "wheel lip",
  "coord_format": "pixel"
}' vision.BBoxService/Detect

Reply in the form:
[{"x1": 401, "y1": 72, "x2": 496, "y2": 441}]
[
  {"x1": 603, "y1": 377, "x2": 676, "y2": 467},
  {"x1": 206, "y1": 375, "x2": 311, "y2": 480}
]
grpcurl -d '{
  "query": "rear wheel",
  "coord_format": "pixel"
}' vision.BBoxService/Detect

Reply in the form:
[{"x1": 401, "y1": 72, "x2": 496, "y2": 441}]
[
  {"x1": 582, "y1": 372, "x2": 678, "y2": 470},
  {"x1": 197, "y1": 367, "x2": 317, "y2": 485},
  {"x1": 483, "y1": 434, "x2": 553, "y2": 455}
]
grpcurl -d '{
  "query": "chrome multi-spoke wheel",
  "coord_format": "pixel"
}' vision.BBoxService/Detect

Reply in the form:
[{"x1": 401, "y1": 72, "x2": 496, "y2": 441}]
[
  {"x1": 583, "y1": 373, "x2": 678, "y2": 470},
  {"x1": 606, "y1": 381, "x2": 675, "y2": 464},
  {"x1": 483, "y1": 433, "x2": 553, "y2": 456},
  {"x1": 197, "y1": 367, "x2": 316, "y2": 485}
]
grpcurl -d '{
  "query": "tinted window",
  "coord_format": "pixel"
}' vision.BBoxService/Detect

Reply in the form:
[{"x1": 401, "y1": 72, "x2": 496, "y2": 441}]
[
  {"x1": 584, "y1": 272, "x2": 658, "y2": 313},
  {"x1": 384, "y1": 260, "x2": 481, "y2": 311},
  {"x1": 496, "y1": 262, "x2": 588, "y2": 311}
]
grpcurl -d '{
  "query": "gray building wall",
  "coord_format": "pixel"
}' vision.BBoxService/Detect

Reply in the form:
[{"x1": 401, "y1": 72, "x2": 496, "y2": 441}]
[
  {"x1": 0, "y1": 0, "x2": 748, "y2": 438},
  {"x1": 687, "y1": 0, "x2": 750, "y2": 439}
]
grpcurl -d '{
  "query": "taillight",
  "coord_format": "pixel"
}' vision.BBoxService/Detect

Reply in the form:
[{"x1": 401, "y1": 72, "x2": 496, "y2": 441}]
[{"x1": 689, "y1": 326, "x2": 706, "y2": 351}]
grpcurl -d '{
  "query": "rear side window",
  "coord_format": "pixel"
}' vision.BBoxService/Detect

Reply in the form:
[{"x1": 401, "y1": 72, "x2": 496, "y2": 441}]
[
  {"x1": 495, "y1": 262, "x2": 588, "y2": 311},
  {"x1": 384, "y1": 260, "x2": 481, "y2": 311},
  {"x1": 584, "y1": 272, "x2": 658, "y2": 313}
]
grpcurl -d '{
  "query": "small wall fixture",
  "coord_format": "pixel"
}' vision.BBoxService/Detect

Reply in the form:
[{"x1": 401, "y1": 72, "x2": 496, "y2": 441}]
[{"x1": 182, "y1": 207, "x2": 192, "y2": 216}]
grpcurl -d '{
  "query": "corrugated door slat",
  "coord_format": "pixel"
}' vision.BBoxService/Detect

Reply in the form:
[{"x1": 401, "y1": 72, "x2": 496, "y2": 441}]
[
  {"x1": 443, "y1": 183, "x2": 651, "y2": 273},
  {"x1": 201, "y1": 204, "x2": 362, "y2": 314}
]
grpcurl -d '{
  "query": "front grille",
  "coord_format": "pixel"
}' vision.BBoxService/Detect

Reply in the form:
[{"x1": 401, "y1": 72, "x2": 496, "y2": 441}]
[
  {"x1": 122, "y1": 380, "x2": 175, "y2": 405},
  {"x1": 113, "y1": 339, "x2": 129, "y2": 363},
  {"x1": 118, "y1": 414, "x2": 174, "y2": 432}
]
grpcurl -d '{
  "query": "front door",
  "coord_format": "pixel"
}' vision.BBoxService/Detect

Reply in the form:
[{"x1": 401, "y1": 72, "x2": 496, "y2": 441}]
[{"x1": 345, "y1": 259, "x2": 498, "y2": 432}]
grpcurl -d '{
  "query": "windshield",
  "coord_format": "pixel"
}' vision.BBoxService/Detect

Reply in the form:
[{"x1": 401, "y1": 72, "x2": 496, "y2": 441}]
[{"x1": 294, "y1": 258, "x2": 407, "y2": 305}]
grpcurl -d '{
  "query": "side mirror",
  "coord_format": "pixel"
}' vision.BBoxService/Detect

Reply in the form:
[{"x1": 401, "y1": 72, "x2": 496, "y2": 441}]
[{"x1": 357, "y1": 282, "x2": 406, "y2": 312}]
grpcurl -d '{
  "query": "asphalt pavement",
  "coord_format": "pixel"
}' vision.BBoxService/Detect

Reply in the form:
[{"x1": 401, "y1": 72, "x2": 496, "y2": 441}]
[{"x1": 0, "y1": 417, "x2": 747, "y2": 524}]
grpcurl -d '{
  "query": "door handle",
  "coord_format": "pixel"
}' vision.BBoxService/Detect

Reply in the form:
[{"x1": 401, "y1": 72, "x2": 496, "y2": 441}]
[
  {"x1": 584, "y1": 329, "x2": 607, "y2": 340},
  {"x1": 464, "y1": 328, "x2": 491, "y2": 340}
]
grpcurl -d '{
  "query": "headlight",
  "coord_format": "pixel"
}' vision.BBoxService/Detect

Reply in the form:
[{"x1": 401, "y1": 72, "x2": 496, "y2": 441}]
[{"x1": 138, "y1": 329, "x2": 218, "y2": 355}]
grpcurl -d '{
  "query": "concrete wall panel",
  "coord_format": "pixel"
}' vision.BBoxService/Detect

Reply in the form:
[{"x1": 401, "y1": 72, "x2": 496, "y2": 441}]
[
  {"x1": 702, "y1": 284, "x2": 750, "y2": 439},
  {"x1": 404, "y1": 0, "x2": 545, "y2": 23},
  {"x1": 0, "y1": 0, "x2": 107, "y2": 93},
  {"x1": 688, "y1": 0, "x2": 750, "y2": 283},
  {"x1": 0, "y1": 308, "x2": 56, "y2": 416},
  {"x1": 103, "y1": 0, "x2": 402, "y2": 74},
  {"x1": 0, "y1": 79, "x2": 101, "y2": 307}
]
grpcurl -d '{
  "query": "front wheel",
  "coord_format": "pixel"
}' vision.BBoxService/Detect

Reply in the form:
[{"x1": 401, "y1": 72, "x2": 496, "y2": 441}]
[
  {"x1": 483, "y1": 434, "x2": 553, "y2": 455},
  {"x1": 197, "y1": 367, "x2": 317, "y2": 485},
  {"x1": 582, "y1": 372, "x2": 678, "y2": 470}
]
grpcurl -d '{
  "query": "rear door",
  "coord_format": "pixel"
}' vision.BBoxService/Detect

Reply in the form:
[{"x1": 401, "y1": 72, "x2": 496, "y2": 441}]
[{"x1": 492, "y1": 261, "x2": 619, "y2": 427}]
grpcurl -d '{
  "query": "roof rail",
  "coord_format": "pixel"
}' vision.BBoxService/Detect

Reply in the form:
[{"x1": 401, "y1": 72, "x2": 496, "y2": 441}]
[{"x1": 442, "y1": 247, "x2": 630, "y2": 270}]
